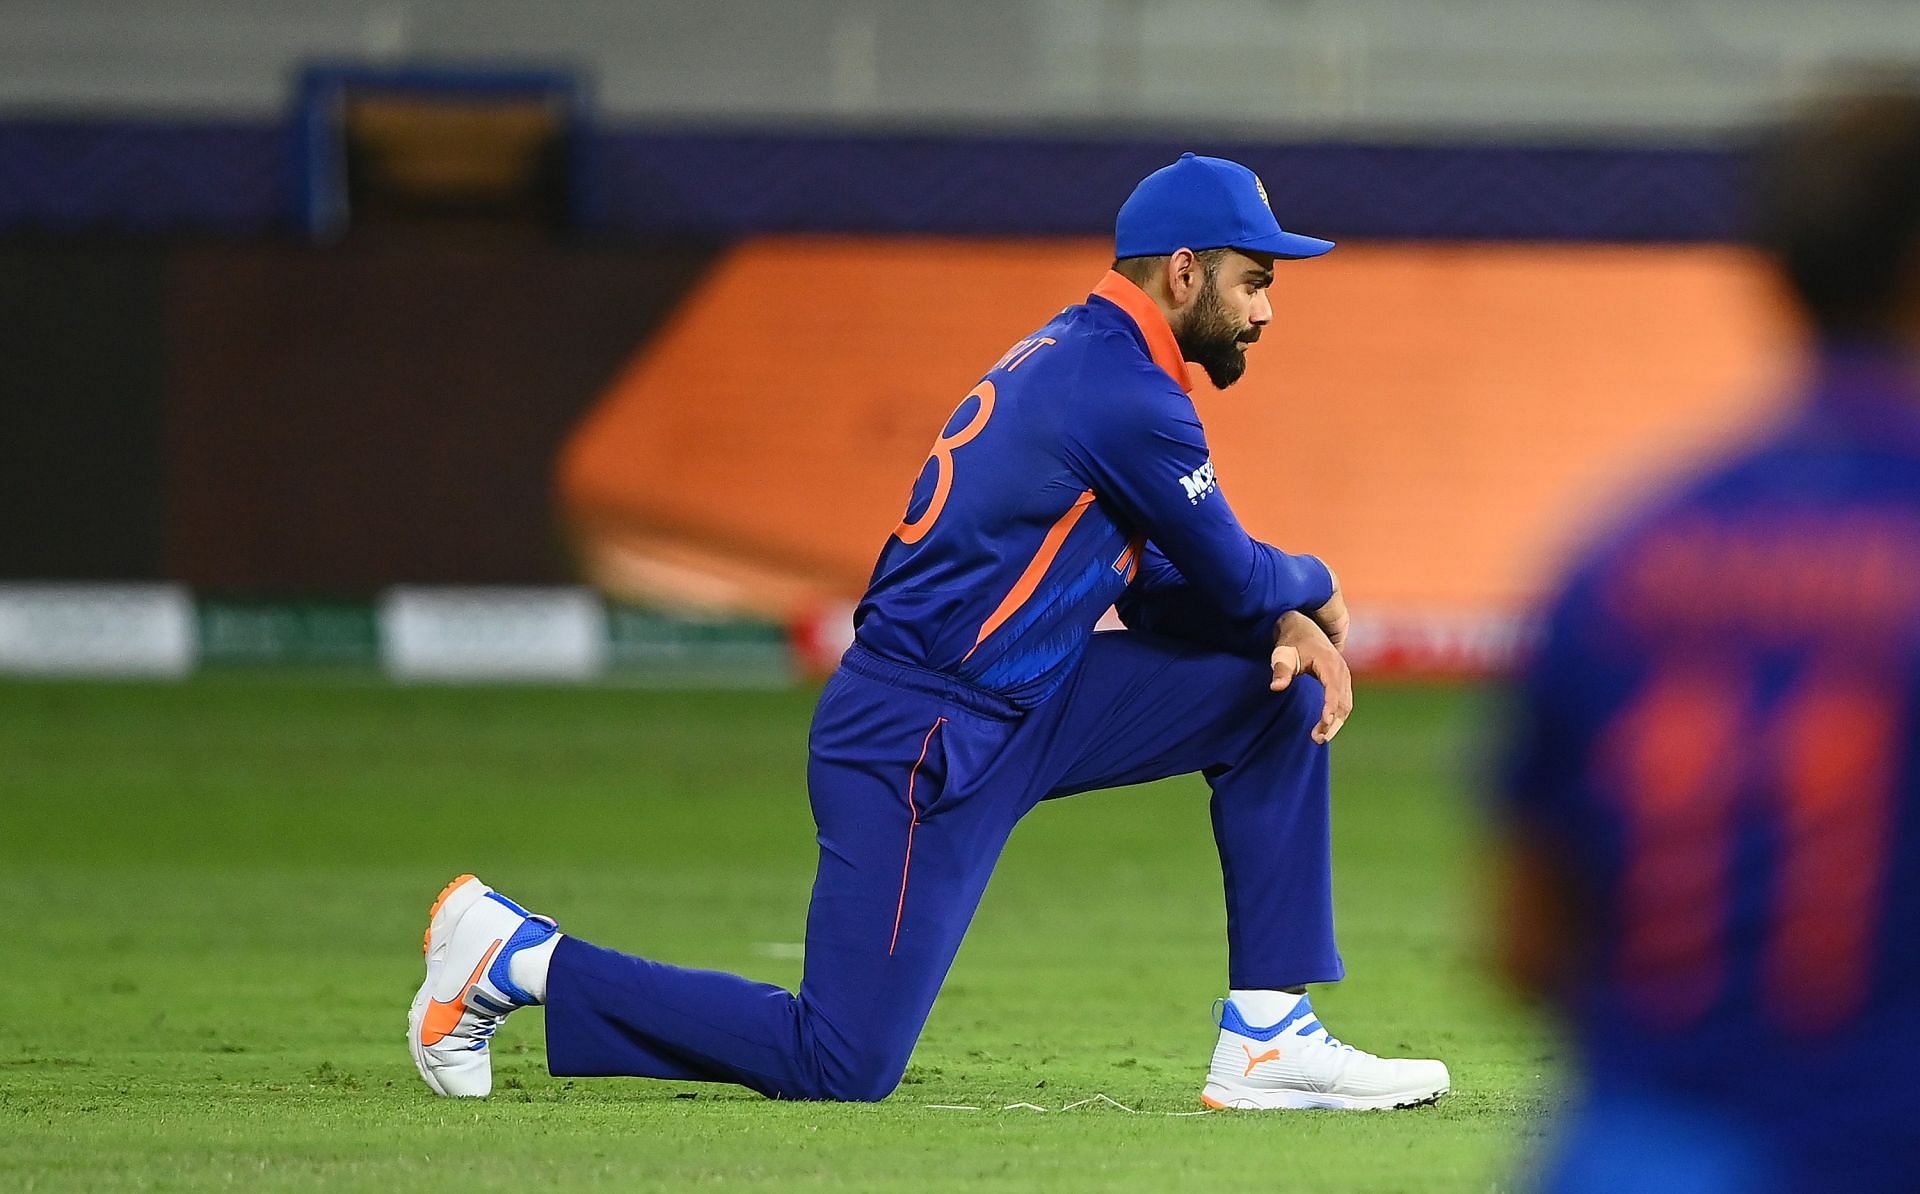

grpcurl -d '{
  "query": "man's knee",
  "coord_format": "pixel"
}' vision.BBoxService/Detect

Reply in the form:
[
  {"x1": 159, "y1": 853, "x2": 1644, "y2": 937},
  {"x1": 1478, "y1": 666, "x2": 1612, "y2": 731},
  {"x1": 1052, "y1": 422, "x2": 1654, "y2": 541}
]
[
  {"x1": 811, "y1": 1043, "x2": 910, "y2": 1102},
  {"x1": 1198, "y1": 654, "x2": 1326, "y2": 754},
  {"x1": 1275, "y1": 671, "x2": 1327, "y2": 733}
]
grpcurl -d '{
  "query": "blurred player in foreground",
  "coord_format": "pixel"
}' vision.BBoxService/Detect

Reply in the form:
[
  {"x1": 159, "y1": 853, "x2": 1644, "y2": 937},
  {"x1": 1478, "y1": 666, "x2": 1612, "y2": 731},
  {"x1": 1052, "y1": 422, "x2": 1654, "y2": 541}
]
[
  {"x1": 1498, "y1": 90, "x2": 1920, "y2": 1192},
  {"x1": 409, "y1": 153, "x2": 1450, "y2": 1109}
]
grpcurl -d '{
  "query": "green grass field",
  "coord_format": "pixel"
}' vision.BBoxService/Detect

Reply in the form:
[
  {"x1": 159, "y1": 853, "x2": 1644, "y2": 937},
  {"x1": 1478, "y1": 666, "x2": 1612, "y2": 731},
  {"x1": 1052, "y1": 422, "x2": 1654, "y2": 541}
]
[{"x1": 0, "y1": 676, "x2": 1559, "y2": 1192}]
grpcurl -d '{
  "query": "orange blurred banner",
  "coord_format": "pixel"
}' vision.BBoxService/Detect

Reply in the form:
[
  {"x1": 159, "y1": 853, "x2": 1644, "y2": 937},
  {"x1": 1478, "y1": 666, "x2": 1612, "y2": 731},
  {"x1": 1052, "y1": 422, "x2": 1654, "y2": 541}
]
[{"x1": 560, "y1": 236, "x2": 1801, "y2": 667}]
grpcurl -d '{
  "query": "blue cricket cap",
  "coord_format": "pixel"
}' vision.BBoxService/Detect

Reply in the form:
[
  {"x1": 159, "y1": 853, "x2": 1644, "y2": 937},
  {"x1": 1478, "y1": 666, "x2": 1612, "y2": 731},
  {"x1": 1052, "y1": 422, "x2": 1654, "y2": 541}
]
[{"x1": 1114, "y1": 152, "x2": 1334, "y2": 261}]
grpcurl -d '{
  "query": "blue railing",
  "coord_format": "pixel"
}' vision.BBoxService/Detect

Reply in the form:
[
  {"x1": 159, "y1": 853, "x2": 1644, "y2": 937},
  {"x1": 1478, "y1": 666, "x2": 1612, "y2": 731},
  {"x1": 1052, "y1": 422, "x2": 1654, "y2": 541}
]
[{"x1": 0, "y1": 119, "x2": 1747, "y2": 243}]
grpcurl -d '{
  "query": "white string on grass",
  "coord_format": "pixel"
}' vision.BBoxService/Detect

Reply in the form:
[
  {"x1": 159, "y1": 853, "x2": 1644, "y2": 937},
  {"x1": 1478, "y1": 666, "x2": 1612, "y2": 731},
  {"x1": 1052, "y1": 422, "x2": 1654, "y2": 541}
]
[
  {"x1": 1060, "y1": 1093, "x2": 1135, "y2": 1113},
  {"x1": 925, "y1": 1093, "x2": 1213, "y2": 1116}
]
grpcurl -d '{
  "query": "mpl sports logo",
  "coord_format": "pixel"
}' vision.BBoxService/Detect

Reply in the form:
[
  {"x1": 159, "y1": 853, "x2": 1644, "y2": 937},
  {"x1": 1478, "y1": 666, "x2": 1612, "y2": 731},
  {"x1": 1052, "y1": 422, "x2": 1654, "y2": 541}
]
[{"x1": 1178, "y1": 459, "x2": 1218, "y2": 504}]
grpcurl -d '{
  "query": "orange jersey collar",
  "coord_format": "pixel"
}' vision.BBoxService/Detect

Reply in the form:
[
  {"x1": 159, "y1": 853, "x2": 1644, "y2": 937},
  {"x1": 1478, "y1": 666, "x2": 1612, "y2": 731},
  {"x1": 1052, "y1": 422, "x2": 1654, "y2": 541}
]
[{"x1": 1090, "y1": 271, "x2": 1193, "y2": 393}]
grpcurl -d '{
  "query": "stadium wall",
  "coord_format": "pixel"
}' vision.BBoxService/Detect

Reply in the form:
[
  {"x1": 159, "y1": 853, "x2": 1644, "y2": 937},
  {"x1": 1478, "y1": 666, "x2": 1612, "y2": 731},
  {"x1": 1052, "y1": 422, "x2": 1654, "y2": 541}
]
[
  {"x1": 0, "y1": 243, "x2": 167, "y2": 581},
  {"x1": 562, "y1": 236, "x2": 1798, "y2": 652},
  {"x1": 1, "y1": 237, "x2": 712, "y2": 590},
  {"x1": 0, "y1": 120, "x2": 1791, "y2": 678},
  {"x1": 163, "y1": 241, "x2": 712, "y2": 591}
]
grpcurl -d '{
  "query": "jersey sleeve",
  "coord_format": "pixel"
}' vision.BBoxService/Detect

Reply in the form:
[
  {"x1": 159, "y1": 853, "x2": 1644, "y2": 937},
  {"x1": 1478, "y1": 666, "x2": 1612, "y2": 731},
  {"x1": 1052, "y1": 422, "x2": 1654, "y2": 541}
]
[
  {"x1": 1066, "y1": 346, "x2": 1335, "y2": 635},
  {"x1": 1115, "y1": 544, "x2": 1283, "y2": 656}
]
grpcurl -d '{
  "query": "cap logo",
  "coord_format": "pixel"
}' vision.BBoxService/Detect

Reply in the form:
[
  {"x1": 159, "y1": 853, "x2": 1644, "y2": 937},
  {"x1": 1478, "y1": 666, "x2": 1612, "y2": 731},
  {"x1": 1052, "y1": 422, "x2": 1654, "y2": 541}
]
[{"x1": 1253, "y1": 174, "x2": 1269, "y2": 207}]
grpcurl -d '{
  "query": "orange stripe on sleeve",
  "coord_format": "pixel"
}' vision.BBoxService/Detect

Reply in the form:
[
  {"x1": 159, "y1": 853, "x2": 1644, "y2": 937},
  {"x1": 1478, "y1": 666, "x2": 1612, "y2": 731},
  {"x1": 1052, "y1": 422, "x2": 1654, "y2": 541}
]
[{"x1": 962, "y1": 490, "x2": 1097, "y2": 661}]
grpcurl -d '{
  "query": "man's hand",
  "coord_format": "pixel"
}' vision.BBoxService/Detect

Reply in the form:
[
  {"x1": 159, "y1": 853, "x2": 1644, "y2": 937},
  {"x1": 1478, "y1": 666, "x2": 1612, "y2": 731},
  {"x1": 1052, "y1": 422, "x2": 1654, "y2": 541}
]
[
  {"x1": 1269, "y1": 611, "x2": 1353, "y2": 744},
  {"x1": 1307, "y1": 568, "x2": 1349, "y2": 652}
]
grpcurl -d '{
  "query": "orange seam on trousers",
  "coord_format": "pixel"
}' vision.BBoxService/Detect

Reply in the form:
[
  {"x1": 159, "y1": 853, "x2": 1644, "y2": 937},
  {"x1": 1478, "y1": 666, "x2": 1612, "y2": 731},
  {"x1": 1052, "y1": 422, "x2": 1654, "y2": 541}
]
[
  {"x1": 889, "y1": 716, "x2": 948, "y2": 957},
  {"x1": 962, "y1": 490, "x2": 1096, "y2": 662}
]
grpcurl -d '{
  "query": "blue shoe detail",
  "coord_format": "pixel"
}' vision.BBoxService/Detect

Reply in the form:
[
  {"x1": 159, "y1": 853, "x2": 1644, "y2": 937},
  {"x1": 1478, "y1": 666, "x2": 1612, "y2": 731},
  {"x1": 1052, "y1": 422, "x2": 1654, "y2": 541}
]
[
  {"x1": 485, "y1": 891, "x2": 533, "y2": 919},
  {"x1": 1295, "y1": 1019, "x2": 1324, "y2": 1037},
  {"x1": 469, "y1": 990, "x2": 514, "y2": 1017},
  {"x1": 1219, "y1": 995, "x2": 1318, "y2": 1041},
  {"x1": 486, "y1": 911, "x2": 559, "y2": 1007}
]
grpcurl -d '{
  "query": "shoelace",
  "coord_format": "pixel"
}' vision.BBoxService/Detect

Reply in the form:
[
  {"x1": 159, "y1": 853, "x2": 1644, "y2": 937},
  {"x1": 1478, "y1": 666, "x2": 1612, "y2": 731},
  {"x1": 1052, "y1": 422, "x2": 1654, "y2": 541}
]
[
  {"x1": 1297, "y1": 1018, "x2": 1355, "y2": 1052},
  {"x1": 462, "y1": 1004, "x2": 507, "y2": 1051}
]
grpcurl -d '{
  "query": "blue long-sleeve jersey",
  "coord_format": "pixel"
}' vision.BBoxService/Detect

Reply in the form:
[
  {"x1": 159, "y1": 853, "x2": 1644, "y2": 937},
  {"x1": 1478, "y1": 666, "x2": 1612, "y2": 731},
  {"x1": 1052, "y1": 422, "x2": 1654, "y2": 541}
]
[
  {"x1": 854, "y1": 271, "x2": 1334, "y2": 708},
  {"x1": 1501, "y1": 348, "x2": 1920, "y2": 1184}
]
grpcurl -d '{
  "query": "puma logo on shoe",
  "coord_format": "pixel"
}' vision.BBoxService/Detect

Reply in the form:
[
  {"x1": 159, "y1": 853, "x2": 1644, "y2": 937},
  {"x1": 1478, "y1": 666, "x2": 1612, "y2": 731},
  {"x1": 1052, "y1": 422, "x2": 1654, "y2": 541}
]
[{"x1": 1241, "y1": 1044, "x2": 1281, "y2": 1076}]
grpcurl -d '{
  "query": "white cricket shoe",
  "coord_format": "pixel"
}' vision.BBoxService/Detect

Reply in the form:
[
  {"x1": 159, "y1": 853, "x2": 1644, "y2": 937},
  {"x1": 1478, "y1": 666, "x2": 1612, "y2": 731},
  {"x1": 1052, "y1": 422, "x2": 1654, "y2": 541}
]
[
  {"x1": 1200, "y1": 995, "x2": 1450, "y2": 1110},
  {"x1": 407, "y1": 874, "x2": 558, "y2": 1098}
]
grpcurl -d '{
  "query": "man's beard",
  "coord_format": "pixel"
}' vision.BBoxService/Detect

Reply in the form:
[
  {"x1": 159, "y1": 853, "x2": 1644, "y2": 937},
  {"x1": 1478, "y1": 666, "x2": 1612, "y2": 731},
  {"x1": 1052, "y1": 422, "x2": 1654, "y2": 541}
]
[{"x1": 1175, "y1": 279, "x2": 1258, "y2": 389}]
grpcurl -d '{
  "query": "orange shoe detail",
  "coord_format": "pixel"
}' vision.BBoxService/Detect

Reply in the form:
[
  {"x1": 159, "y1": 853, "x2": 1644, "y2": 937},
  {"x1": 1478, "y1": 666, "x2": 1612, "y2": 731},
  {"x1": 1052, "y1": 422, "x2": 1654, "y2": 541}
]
[
  {"x1": 1200, "y1": 1093, "x2": 1228, "y2": 1109},
  {"x1": 418, "y1": 939, "x2": 503, "y2": 1047},
  {"x1": 422, "y1": 874, "x2": 478, "y2": 956},
  {"x1": 1241, "y1": 1044, "x2": 1282, "y2": 1077}
]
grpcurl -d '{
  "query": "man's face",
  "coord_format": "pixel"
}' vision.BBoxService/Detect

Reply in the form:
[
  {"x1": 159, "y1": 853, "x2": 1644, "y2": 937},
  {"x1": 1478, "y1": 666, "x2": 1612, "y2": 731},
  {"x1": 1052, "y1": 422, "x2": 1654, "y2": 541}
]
[{"x1": 1174, "y1": 250, "x2": 1275, "y2": 389}]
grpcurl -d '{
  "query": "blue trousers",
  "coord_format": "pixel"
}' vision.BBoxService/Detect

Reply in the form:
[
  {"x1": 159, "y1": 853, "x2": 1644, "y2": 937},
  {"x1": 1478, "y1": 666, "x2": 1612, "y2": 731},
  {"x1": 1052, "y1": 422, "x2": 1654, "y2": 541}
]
[{"x1": 544, "y1": 631, "x2": 1341, "y2": 1100}]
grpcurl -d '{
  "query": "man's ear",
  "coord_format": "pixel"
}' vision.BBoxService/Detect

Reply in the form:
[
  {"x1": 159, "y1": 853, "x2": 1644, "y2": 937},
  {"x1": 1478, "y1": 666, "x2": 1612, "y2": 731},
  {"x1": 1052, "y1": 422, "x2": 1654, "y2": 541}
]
[{"x1": 1164, "y1": 247, "x2": 1201, "y2": 308}]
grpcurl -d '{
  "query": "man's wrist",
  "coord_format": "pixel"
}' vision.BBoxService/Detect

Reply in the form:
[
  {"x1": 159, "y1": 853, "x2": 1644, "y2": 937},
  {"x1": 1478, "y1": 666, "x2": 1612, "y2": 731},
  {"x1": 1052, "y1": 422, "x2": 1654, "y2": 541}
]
[{"x1": 1307, "y1": 557, "x2": 1338, "y2": 609}]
